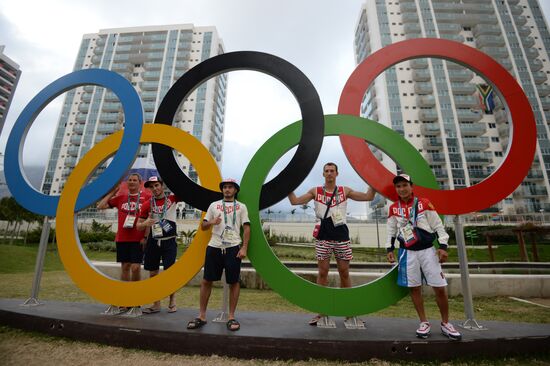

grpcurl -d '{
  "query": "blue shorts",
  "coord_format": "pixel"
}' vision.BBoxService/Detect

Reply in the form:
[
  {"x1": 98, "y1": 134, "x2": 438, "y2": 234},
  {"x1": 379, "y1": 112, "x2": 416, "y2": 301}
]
[
  {"x1": 143, "y1": 237, "x2": 177, "y2": 271},
  {"x1": 116, "y1": 241, "x2": 143, "y2": 264},
  {"x1": 203, "y1": 246, "x2": 241, "y2": 284}
]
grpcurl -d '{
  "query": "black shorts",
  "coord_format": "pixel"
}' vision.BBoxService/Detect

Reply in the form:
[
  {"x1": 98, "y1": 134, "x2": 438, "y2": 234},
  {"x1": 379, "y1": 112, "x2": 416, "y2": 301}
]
[
  {"x1": 116, "y1": 241, "x2": 143, "y2": 264},
  {"x1": 203, "y1": 246, "x2": 241, "y2": 284},
  {"x1": 143, "y1": 237, "x2": 177, "y2": 271}
]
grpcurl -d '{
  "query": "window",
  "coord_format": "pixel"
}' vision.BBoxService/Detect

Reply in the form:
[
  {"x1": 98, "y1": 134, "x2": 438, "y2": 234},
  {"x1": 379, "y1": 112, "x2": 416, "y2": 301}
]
[
  {"x1": 489, "y1": 123, "x2": 496, "y2": 128},
  {"x1": 491, "y1": 137, "x2": 500, "y2": 142},
  {"x1": 494, "y1": 151, "x2": 503, "y2": 157}
]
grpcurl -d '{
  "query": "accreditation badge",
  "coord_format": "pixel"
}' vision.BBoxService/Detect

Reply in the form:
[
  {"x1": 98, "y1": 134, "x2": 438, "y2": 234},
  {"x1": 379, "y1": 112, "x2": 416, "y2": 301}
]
[
  {"x1": 331, "y1": 209, "x2": 345, "y2": 227},
  {"x1": 123, "y1": 215, "x2": 136, "y2": 229},
  {"x1": 152, "y1": 223, "x2": 163, "y2": 238},
  {"x1": 160, "y1": 219, "x2": 172, "y2": 234},
  {"x1": 399, "y1": 223, "x2": 418, "y2": 247},
  {"x1": 222, "y1": 226, "x2": 240, "y2": 245}
]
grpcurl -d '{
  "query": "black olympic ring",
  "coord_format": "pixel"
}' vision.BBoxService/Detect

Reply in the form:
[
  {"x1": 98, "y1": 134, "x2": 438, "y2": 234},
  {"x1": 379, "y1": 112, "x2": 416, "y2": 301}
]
[{"x1": 152, "y1": 51, "x2": 324, "y2": 211}]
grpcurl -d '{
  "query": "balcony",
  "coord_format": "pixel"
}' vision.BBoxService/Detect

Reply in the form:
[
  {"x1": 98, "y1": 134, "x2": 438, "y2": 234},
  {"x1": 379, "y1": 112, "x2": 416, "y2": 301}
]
[
  {"x1": 537, "y1": 84, "x2": 550, "y2": 97},
  {"x1": 448, "y1": 69, "x2": 473, "y2": 82},
  {"x1": 399, "y1": 2, "x2": 417, "y2": 12},
  {"x1": 451, "y1": 83, "x2": 476, "y2": 95},
  {"x1": 514, "y1": 15, "x2": 528, "y2": 26},
  {"x1": 525, "y1": 48, "x2": 539, "y2": 59},
  {"x1": 412, "y1": 69, "x2": 431, "y2": 82},
  {"x1": 174, "y1": 61, "x2": 189, "y2": 71},
  {"x1": 533, "y1": 71, "x2": 548, "y2": 84},
  {"x1": 480, "y1": 47, "x2": 508, "y2": 59},
  {"x1": 81, "y1": 93, "x2": 92, "y2": 103},
  {"x1": 104, "y1": 92, "x2": 118, "y2": 102},
  {"x1": 102, "y1": 102, "x2": 121, "y2": 112},
  {"x1": 473, "y1": 24, "x2": 501, "y2": 37},
  {"x1": 494, "y1": 109, "x2": 508, "y2": 124},
  {"x1": 144, "y1": 61, "x2": 162, "y2": 70},
  {"x1": 463, "y1": 3, "x2": 494, "y2": 14},
  {"x1": 514, "y1": 186, "x2": 548, "y2": 198},
  {"x1": 141, "y1": 91, "x2": 158, "y2": 101},
  {"x1": 540, "y1": 97, "x2": 550, "y2": 110},
  {"x1": 459, "y1": 122, "x2": 486, "y2": 135},
  {"x1": 97, "y1": 124, "x2": 116, "y2": 134},
  {"x1": 525, "y1": 169, "x2": 544, "y2": 180},
  {"x1": 529, "y1": 59, "x2": 544, "y2": 72},
  {"x1": 421, "y1": 123, "x2": 441, "y2": 135},
  {"x1": 140, "y1": 81, "x2": 159, "y2": 90},
  {"x1": 142, "y1": 101, "x2": 156, "y2": 112},
  {"x1": 64, "y1": 158, "x2": 77, "y2": 168},
  {"x1": 465, "y1": 152, "x2": 492, "y2": 164},
  {"x1": 426, "y1": 153, "x2": 446, "y2": 164},
  {"x1": 456, "y1": 110, "x2": 482, "y2": 122},
  {"x1": 70, "y1": 135, "x2": 82, "y2": 145},
  {"x1": 423, "y1": 137, "x2": 443, "y2": 149},
  {"x1": 410, "y1": 59, "x2": 428, "y2": 69},
  {"x1": 402, "y1": 13, "x2": 419, "y2": 23},
  {"x1": 462, "y1": 137, "x2": 490, "y2": 150},
  {"x1": 475, "y1": 35, "x2": 505, "y2": 48},
  {"x1": 78, "y1": 103, "x2": 90, "y2": 113},
  {"x1": 66, "y1": 146, "x2": 79, "y2": 157},
  {"x1": 414, "y1": 82, "x2": 433, "y2": 94},
  {"x1": 438, "y1": 23, "x2": 461, "y2": 34},
  {"x1": 75, "y1": 113, "x2": 87, "y2": 123},
  {"x1": 417, "y1": 95, "x2": 436, "y2": 107},
  {"x1": 498, "y1": 58, "x2": 513, "y2": 71},
  {"x1": 453, "y1": 95, "x2": 478, "y2": 108},
  {"x1": 497, "y1": 123, "x2": 510, "y2": 137},
  {"x1": 517, "y1": 26, "x2": 531, "y2": 36},
  {"x1": 99, "y1": 113, "x2": 120, "y2": 123},
  {"x1": 96, "y1": 37, "x2": 106, "y2": 46},
  {"x1": 441, "y1": 34, "x2": 465, "y2": 43},
  {"x1": 91, "y1": 55, "x2": 101, "y2": 65},
  {"x1": 468, "y1": 169, "x2": 489, "y2": 179},
  {"x1": 419, "y1": 109, "x2": 438, "y2": 121},
  {"x1": 72, "y1": 124, "x2": 85, "y2": 134},
  {"x1": 432, "y1": 2, "x2": 464, "y2": 12},
  {"x1": 509, "y1": 4, "x2": 523, "y2": 15},
  {"x1": 142, "y1": 71, "x2": 161, "y2": 80}
]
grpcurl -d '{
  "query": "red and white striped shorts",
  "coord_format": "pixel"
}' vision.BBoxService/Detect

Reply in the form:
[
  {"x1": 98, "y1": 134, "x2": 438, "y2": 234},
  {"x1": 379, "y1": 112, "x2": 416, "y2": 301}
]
[{"x1": 315, "y1": 240, "x2": 353, "y2": 261}]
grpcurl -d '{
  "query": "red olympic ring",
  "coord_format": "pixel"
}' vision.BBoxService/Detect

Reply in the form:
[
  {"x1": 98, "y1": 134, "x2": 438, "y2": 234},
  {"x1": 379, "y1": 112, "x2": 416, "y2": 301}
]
[{"x1": 338, "y1": 38, "x2": 536, "y2": 215}]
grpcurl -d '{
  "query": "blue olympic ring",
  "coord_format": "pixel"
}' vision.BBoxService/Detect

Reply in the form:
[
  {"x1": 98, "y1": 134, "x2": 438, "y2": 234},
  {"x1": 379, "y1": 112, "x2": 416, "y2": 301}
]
[{"x1": 5, "y1": 69, "x2": 143, "y2": 216}]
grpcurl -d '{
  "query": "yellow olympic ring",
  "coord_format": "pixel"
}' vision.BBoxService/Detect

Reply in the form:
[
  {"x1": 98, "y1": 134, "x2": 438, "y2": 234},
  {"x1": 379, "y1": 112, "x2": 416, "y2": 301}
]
[{"x1": 56, "y1": 124, "x2": 222, "y2": 306}]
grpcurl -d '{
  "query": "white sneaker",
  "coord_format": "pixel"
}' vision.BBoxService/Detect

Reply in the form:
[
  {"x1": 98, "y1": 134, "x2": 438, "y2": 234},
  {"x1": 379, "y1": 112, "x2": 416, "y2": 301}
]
[
  {"x1": 416, "y1": 321, "x2": 431, "y2": 339},
  {"x1": 441, "y1": 322, "x2": 462, "y2": 340}
]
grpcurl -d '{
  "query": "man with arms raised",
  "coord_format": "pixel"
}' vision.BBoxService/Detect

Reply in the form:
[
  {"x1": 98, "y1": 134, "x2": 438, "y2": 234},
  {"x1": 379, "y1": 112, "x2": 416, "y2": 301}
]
[{"x1": 288, "y1": 162, "x2": 375, "y2": 325}]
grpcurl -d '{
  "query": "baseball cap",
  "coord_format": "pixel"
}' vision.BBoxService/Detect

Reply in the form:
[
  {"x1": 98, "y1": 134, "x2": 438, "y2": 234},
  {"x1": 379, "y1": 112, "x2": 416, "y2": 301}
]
[
  {"x1": 144, "y1": 176, "x2": 163, "y2": 188},
  {"x1": 219, "y1": 178, "x2": 240, "y2": 192},
  {"x1": 392, "y1": 174, "x2": 412, "y2": 185}
]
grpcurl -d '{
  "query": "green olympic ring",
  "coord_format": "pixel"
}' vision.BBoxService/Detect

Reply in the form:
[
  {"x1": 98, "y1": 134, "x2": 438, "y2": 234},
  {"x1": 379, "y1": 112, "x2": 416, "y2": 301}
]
[{"x1": 239, "y1": 114, "x2": 439, "y2": 316}]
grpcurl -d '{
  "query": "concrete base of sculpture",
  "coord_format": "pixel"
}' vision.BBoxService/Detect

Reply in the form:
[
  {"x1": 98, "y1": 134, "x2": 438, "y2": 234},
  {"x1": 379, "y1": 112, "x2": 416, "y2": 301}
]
[{"x1": 0, "y1": 298, "x2": 548, "y2": 361}]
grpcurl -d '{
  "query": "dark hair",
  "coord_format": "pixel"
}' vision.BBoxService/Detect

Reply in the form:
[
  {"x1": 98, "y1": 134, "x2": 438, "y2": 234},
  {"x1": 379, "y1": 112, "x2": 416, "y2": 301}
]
[
  {"x1": 127, "y1": 173, "x2": 142, "y2": 182},
  {"x1": 323, "y1": 162, "x2": 338, "y2": 173}
]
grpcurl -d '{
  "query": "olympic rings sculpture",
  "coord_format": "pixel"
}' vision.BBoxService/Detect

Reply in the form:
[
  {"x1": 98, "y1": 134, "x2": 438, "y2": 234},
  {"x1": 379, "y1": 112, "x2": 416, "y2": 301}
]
[{"x1": 5, "y1": 39, "x2": 536, "y2": 315}]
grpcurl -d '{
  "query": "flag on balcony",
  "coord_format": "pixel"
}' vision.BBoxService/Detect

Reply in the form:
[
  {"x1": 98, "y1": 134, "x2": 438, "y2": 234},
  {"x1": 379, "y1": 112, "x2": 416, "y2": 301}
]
[{"x1": 476, "y1": 84, "x2": 495, "y2": 114}]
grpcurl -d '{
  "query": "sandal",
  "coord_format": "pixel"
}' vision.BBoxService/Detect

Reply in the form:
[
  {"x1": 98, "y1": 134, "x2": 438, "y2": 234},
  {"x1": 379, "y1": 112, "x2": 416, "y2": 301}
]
[
  {"x1": 142, "y1": 307, "x2": 161, "y2": 314},
  {"x1": 309, "y1": 315, "x2": 322, "y2": 326},
  {"x1": 187, "y1": 318, "x2": 207, "y2": 329},
  {"x1": 167, "y1": 304, "x2": 177, "y2": 313},
  {"x1": 226, "y1": 318, "x2": 240, "y2": 331}
]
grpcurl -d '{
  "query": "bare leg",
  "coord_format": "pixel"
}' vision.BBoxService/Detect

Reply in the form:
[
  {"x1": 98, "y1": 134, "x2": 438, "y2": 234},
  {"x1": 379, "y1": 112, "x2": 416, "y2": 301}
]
[
  {"x1": 148, "y1": 270, "x2": 160, "y2": 309},
  {"x1": 120, "y1": 262, "x2": 131, "y2": 282},
  {"x1": 130, "y1": 263, "x2": 141, "y2": 281},
  {"x1": 433, "y1": 286, "x2": 449, "y2": 323},
  {"x1": 199, "y1": 279, "x2": 213, "y2": 320},
  {"x1": 336, "y1": 259, "x2": 351, "y2": 288},
  {"x1": 317, "y1": 259, "x2": 330, "y2": 286},
  {"x1": 228, "y1": 282, "x2": 240, "y2": 319},
  {"x1": 410, "y1": 286, "x2": 428, "y2": 322}
]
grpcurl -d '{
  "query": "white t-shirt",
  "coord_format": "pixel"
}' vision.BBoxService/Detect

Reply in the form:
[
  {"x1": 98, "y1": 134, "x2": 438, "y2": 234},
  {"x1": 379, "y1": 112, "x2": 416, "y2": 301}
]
[{"x1": 204, "y1": 199, "x2": 250, "y2": 248}]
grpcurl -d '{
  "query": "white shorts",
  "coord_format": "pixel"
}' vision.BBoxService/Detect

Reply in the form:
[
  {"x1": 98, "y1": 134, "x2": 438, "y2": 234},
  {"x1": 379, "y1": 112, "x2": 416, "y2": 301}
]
[{"x1": 396, "y1": 247, "x2": 447, "y2": 288}]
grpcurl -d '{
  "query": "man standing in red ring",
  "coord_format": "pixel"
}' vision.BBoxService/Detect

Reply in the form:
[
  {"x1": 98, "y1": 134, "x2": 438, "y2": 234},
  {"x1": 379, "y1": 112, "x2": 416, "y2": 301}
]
[
  {"x1": 386, "y1": 174, "x2": 461, "y2": 340},
  {"x1": 97, "y1": 173, "x2": 149, "y2": 315},
  {"x1": 288, "y1": 162, "x2": 375, "y2": 325},
  {"x1": 137, "y1": 176, "x2": 181, "y2": 314},
  {"x1": 187, "y1": 178, "x2": 250, "y2": 332}
]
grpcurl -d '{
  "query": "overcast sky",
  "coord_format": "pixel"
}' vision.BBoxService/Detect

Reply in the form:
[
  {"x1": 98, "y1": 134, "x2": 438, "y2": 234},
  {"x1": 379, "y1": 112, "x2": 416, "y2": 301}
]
[{"x1": 1, "y1": 0, "x2": 550, "y2": 215}]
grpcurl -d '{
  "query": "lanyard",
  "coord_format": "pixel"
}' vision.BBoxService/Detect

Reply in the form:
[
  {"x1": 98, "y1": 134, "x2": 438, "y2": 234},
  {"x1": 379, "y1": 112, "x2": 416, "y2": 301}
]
[
  {"x1": 151, "y1": 194, "x2": 168, "y2": 219},
  {"x1": 222, "y1": 200, "x2": 237, "y2": 228},
  {"x1": 323, "y1": 186, "x2": 339, "y2": 207},
  {"x1": 127, "y1": 191, "x2": 140, "y2": 215},
  {"x1": 398, "y1": 197, "x2": 418, "y2": 226}
]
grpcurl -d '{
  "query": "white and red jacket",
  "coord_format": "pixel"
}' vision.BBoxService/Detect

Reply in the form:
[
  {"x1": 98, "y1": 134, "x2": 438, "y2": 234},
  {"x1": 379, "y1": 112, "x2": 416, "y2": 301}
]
[{"x1": 386, "y1": 194, "x2": 449, "y2": 252}]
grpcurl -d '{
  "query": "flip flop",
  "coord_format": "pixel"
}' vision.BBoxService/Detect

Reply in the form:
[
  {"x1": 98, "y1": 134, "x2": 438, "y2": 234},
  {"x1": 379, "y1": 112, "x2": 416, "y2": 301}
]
[
  {"x1": 187, "y1": 318, "x2": 207, "y2": 329},
  {"x1": 226, "y1": 318, "x2": 240, "y2": 331},
  {"x1": 142, "y1": 307, "x2": 161, "y2": 314},
  {"x1": 309, "y1": 315, "x2": 322, "y2": 326},
  {"x1": 168, "y1": 304, "x2": 177, "y2": 313}
]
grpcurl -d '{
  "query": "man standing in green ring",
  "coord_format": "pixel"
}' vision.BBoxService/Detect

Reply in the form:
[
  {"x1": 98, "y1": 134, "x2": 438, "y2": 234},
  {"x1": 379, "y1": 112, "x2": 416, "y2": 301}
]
[
  {"x1": 187, "y1": 178, "x2": 250, "y2": 331},
  {"x1": 288, "y1": 162, "x2": 375, "y2": 325},
  {"x1": 386, "y1": 173, "x2": 461, "y2": 340}
]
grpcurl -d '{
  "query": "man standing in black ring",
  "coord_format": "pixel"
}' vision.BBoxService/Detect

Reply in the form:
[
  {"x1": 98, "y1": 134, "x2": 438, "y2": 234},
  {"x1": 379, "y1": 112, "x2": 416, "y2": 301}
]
[
  {"x1": 288, "y1": 162, "x2": 375, "y2": 325},
  {"x1": 187, "y1": 178, "x2": 250, "y2": 331}
]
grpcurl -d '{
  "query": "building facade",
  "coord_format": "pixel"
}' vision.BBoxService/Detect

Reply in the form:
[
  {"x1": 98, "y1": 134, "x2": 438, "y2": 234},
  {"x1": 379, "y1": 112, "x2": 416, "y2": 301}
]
[
  {"x1": 41, "y1": 24, "x2": 227, "y2": 211},
  {"x1": 355, "y1": 0, "x2": 550, "y2": 215},
  {"x1": 0, "y1": 45, "x2": 21, "y2": 137}
]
